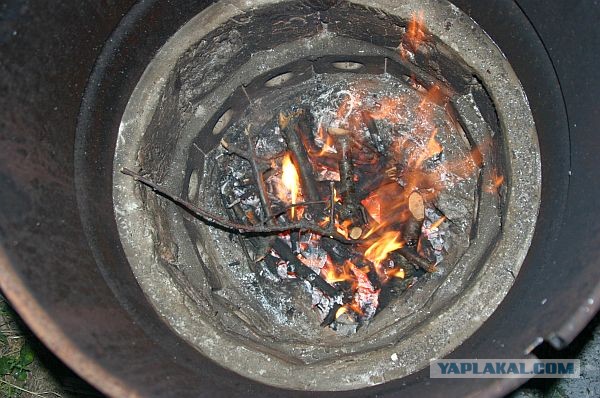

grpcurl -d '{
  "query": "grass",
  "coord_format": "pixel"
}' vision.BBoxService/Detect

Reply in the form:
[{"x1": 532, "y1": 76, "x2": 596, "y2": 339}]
[{"x1": 0, "y1": 295, "x2": 65, "y2": 398}]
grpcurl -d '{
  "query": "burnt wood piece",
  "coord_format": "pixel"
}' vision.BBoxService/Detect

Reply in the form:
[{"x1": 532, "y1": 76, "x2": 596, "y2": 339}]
[
  {"x1": 279, "y1": 110, "x2": 321, "y2": 203},
  {"x1": 221, "y1": 182, "x2": 276, "y2": 264},
  {"x1": 320, "y1": 236, "x2": 356, "y2": 264},
  {"x1": 271, "y1": 238, "x2": 342, "y2": 300},
  {"x1": 292, "y1": 109, "x2": 322, "y2": 156},
  {"x1": 398, "y1": 246, "x2": 436, "y2": 273},
  {"x1": 335, "y1": 134, "x2": 363, "y2": 228},
  {"x1": 402, "y1": 215, "x2": 424, "y2": 247},
  {"x1": 262, "y1": 254, "x2": 280, "y2": 275},
  {"x1": 320, "y1": 303, "x2": 342, "y2": 327},
  {"x1": 361, "y1": 110, "x2": 385, "y2": 152}
]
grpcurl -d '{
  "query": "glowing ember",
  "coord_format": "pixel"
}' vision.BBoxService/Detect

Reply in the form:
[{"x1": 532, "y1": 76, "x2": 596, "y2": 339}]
[{"x1": 406, "y1": 11, "x2": 426, "y2": 51}]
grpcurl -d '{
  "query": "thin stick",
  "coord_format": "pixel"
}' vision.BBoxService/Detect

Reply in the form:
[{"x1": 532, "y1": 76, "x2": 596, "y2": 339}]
[
  {"x1": 398, "y1": 246, "x2": 436, "y2": 273},
  {"x1": 121, "y1": 168, "x2": 353, "y2": 243},
  {"x1": 262, "y1": 200, "x2": 328, "y2": 225},
  {"x1": 220, "y1": 139, "x2": 251, "y2": 161},
  {"x1": 0, "y1": 379, "x2": 62, "y2": 397}
]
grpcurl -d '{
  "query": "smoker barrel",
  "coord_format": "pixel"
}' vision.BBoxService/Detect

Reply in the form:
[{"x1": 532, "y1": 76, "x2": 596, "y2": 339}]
[{"x1": 0, "y1": 1, "x2": 598, "y2": 397}]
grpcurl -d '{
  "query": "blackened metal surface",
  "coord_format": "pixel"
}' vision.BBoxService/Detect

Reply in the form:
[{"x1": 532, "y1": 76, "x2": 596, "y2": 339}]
[
  {"x1": 512, "y1": 0, "x2": 600, "y2": 345},
  {"x1": 0, "y1": 0, "x2": 597, "y2": 398},
  {"x1": 0, "y1": 1, "x2": 285, "y2": 397}
]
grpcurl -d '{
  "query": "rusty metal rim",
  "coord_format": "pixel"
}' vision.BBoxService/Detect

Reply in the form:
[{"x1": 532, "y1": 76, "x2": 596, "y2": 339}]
[{"x1": 0, "y1": 248, "x2": 139, "y2": 398}]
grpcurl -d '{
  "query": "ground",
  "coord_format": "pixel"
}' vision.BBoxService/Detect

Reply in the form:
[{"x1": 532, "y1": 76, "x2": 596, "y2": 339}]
[
  {"x1": 0, "y1": 294, "x2": 99, "y2": 397},
  {"x1": 0, "y1": 291, "x2": 598, "y2": 397}
]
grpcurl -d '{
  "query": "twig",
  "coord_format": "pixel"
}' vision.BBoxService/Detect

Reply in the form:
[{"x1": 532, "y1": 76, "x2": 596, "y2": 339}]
[
  {"x1": 0, "y1": 379, "x2": 62, "y2": 397},
  {"x1": 398, "y1": 246, "x2": 436, "y2": 273},
  {"x1": 262, "y1": 200, "x2": 328, "y2": 225},
  {"x1": 121, "y1": 168, "x2": 353, "y2": 243},
  {"x1": 220, "y1": 139, "x2": 251, "y2": 161}
]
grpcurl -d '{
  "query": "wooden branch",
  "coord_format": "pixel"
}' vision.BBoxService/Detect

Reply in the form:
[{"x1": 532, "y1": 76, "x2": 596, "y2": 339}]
[
  {"x1": 261, "y1": 200, "x2": 328, "y2": 225},
  {"x1": 279, "y1": 110, "x2": 321, "y2": 202},
  {"x1": 121, "y1": 168, "x2": 354, "y2": 243},
  {"x1": 361, "y1": 110, "x2": 385, "y2": 152},
  {"x1": 335, "y1": 133, "x2": 362, "y2": 227},
  {"x1": 398, "y1": 246, "x2": 436, "y2": 273}
]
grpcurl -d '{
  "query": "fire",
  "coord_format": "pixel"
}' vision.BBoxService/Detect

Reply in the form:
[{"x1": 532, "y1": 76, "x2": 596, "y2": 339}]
[
  {"x1": 364, "y1": 231, "x2": 405, "y2": 265},
  {"x1": 335, "y1": 306, "x2": 348, "y2": 319},
  {"x1": 406, "y1": 11, "x2": 426, "y2": 51},
  {"x1": 486, "y1": 170, "x2": 505, "y2": 194},
  {"x1": 281, "y1": 152, "x2": 300, "y2": 219},
  {"x1": 321, "y1": 257, "x2": 354, "y2": 284},
  {"x1": 318, "y1": 132, "x2": 336, "y2": 157},
  {"x1": 335, "y1": 218, "x2": 353, "y2": 238},
  {"x1": 262, "y1": 26, "x2": 486, "y2": 326},
  {"x1": 387, "y1": 267, "x2": 405, "y2": 279},
  {"x1": 361, "y1": 193, "x2": 382, "y2": 223},
  {"x1": 429, "y1": 216, "x2": 446, "y2": 231}
]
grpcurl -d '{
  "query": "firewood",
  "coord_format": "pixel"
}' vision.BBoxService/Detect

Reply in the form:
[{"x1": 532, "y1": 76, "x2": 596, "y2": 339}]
[
  {"x1": 121, "y1": 168, "x2": 353, "y2": 243},
  {"x1": 398, "y1": 246, "x2": 436, "y2": 273},
  {"x1": 349, "y1": 226, "x2": 363, "y2": 240},
  {"x1": 279, "y1": 110, "x2": 321, "y2": 203},
  {"x1": 408, "y1": 191, "x2": 425, "y2": 221},
  {"x1": 361, "y1": 110, "x2": 385, "y2": 152}
]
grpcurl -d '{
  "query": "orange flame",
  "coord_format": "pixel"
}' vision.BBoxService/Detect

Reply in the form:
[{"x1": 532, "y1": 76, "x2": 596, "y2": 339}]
[
  {"x1": 281, "y1": 152, "x2": 300, "y2": 219},
  {"x1": 335, "y1": 218, "x2": 353, "y2": 239},
  {"x1": 429, "y1": 216, "x2": 447, "y2": 231},
  {"x1": 406, "y1": 11, "x2": 426, "y2": 51},
  {"x1": 321, "y1": 257, "x2": 354, "y2": 285},
  {"x1": 364, "y1": 231, "x2": 405, "y2": 265},
  {"x1": 273, "y1": 67, "x2": 486, "y2": 321},
  {"x1": 335, "y1": 306, "x2": 348, "y2": 319},
  {"x1": 486, "y1": 170, "x2": 504, "y2": 194},
  {"x1": 387, "y1": 267, "x2": 405, "y2": 279}
]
